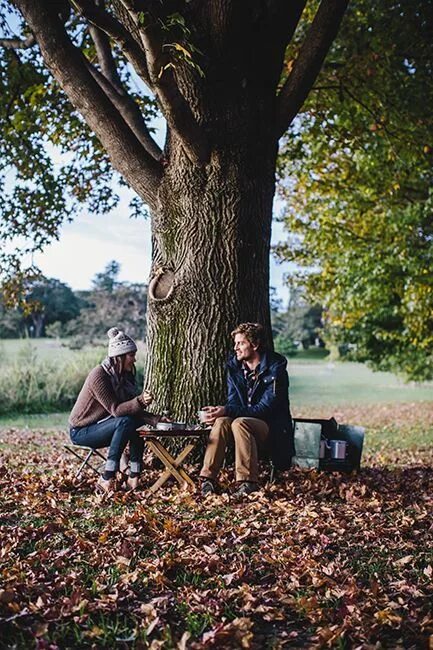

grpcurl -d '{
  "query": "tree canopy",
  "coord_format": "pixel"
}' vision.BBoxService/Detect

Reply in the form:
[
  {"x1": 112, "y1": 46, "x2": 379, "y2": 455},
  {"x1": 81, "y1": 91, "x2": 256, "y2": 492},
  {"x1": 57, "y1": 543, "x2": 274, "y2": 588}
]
[
  {"x1": 0, "y1": 0, "x2": 348, "y2": 291},
  {"x1": 2, "y1": 1, "x2": 431, "y2": 389},
  {"x1": 276, "y1": 0, "x2": 433, "y2": 380}
]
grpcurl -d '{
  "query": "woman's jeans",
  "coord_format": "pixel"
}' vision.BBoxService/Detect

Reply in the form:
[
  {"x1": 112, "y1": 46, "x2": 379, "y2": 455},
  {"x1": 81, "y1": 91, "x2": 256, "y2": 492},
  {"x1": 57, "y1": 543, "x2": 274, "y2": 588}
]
[{"x1": 70, "y1": 416, "x2": 144, "y2": 474}]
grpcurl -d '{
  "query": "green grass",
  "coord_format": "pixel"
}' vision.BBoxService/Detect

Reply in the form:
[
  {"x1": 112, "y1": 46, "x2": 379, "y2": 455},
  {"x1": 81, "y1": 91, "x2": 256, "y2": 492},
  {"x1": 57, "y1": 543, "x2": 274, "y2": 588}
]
[
  {"x1": 0, "y1": 412, "x2": 69, "y2": 428},
  {"x1": 0, "y1": 612, "x2": 149, "y2": 648},
  {"x1": 366, "y1": 424, "x2": 433, "y2": 453},
  {"x1": 0, "y1": 338, "x2": 146, "y2": 363},
  {"x1": 175, "y1": 602, "x2": 214, "y2": 637},
  {"x1": 0, "y1": 338, "x2": 78, "y2": 362},
  {"x1": 292, "y1": 347, "x2": 330, "y2": 361},
  {"x1": 0, "y1": 338, "x2": 432, "y2": 428},
  {"x1": 289, "y1": 358, "x2": 433, "y2": 405},
  {"x1": 0, "y1": 339, "x2": 117, "y2": 422}
]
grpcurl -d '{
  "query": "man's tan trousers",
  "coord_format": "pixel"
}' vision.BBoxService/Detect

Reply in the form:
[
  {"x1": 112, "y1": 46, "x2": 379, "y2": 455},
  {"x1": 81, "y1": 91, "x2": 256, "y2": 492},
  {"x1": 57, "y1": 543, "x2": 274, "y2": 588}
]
[{"x1": 200, "y1": 416, "x2": 269, "y2": 483}]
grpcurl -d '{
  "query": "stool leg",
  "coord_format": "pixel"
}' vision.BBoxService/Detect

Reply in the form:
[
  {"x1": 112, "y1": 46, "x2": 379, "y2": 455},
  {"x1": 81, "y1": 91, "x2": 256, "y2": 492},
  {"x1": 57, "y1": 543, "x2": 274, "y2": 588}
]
[
  {"x1": 77, "y1": 449, "x2": 97, "y2": 478},
  {"x1": 64, "y1": 445, "x2": 106, "y2": 478},
  {"x1": 269, "y1": 462, "x2": 275, "y2": 484}
]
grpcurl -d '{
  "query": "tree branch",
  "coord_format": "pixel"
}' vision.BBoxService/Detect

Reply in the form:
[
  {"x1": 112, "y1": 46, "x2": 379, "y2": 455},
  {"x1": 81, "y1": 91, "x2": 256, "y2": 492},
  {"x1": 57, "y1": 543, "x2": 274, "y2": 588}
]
[
  {"x1": 85, "y1": 59, "x2": 162, "y2": 159},
  {"x1": 267, "y1": 0, "x2": 307, "y2": 48},
  {"x1": 71, "y1": 0, "x2": 153, "y2": 88},
  {"x1": 275, "y1": 0, "x2": 349, "y2": 139},
  {"x1": 14, "y1": 0, "x2": 162, "y2": 211},
  {"x1": 119, "y1": 0, "x2": 210, "y2": 166},
  {"x1": 88, "y1": 20, "x2": 123, "y2": 89},
  {"x1": 86, "y1": 8, "x2": 162, "y2": 159},
  {"x1": 0, "y1": 34, "x2": 35, "y2": 49}
]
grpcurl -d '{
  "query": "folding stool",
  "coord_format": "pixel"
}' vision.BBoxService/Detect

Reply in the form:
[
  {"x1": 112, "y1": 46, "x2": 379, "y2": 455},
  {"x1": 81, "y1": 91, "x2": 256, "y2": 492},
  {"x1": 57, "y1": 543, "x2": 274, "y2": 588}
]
[{"x1": 63, "y1": 444, "x2": 106, "y2": 478}]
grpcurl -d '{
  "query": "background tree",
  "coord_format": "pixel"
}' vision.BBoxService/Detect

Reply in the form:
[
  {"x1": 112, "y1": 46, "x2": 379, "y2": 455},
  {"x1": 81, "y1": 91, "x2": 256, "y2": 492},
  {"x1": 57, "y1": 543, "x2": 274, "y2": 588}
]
[
  {"x1": 271, "y1": 286, "x2": 323, "y2": 355},
  {"x1": 24, "y1": 277, "x2": 80, "y2": 337},
  {"x1": 276, "y1": 0, "x2": 433, "y2": 380},
  {"x1": 91, "y1": 260, "x2": 121, "y2": 294},
  {"x1": 0, "y1": 0, "x2": 349, "y2": 418},
  {"x1": 65, "y1": 261, "x2": 148, "y2": 344},
  {"x1": 0, "y1": 276, "x2": 80, "y2": 338},
  {"x1": 0, "y1": 301, "x2": 25, "y2": 338},
  {"x1": 0, "y1": 261, "x2": 148, "y2": 341}
]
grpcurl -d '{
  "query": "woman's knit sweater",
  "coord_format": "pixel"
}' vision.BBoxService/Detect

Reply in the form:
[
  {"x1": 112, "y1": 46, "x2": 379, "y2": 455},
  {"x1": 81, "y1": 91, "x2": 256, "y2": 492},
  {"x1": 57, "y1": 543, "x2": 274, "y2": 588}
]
[{"x1": 69, "y1": 366, "x2": 158, "y2": 428}]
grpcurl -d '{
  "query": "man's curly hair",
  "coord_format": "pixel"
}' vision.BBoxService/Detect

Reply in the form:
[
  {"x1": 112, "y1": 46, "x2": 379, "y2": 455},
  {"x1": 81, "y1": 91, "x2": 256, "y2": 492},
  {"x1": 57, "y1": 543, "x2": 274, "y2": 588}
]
[{"x1": 231, "y1": 322, "x2": 265, "y2": 350}]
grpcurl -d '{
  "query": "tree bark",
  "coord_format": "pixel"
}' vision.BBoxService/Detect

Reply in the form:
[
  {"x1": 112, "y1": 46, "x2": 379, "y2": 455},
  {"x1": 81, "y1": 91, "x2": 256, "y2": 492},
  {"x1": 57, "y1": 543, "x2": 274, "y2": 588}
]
[{"x1": 145, "y1": 114, "x2": 278, "y2": 421}]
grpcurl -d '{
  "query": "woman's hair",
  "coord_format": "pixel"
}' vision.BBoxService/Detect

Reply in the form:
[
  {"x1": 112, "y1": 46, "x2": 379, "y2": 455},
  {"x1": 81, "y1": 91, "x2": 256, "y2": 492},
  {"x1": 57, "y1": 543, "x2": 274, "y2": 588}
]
[{"x1": 112, "y1": 354, "x2": 136, "y2": 377}]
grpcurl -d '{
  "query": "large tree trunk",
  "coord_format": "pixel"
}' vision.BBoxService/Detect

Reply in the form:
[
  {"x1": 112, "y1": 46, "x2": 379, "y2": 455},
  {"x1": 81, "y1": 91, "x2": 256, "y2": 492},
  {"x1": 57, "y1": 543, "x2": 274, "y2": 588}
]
[{"x1": 145, "y1": 122, "x2": 278, "y2": 420}]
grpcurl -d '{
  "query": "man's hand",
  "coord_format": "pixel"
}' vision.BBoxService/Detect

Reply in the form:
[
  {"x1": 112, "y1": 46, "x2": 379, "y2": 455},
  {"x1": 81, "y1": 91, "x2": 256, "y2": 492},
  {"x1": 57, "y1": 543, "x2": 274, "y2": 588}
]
[{"x1": 200, "y1": 405, "x2": 226, "y2": 425}]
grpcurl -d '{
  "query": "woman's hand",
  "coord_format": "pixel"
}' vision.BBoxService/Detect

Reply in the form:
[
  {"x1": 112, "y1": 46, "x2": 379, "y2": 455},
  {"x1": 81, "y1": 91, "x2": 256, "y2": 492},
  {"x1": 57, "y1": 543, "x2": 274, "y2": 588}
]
[{"x1": 141, "y1": 389, "x2": 153, "y2": 407}]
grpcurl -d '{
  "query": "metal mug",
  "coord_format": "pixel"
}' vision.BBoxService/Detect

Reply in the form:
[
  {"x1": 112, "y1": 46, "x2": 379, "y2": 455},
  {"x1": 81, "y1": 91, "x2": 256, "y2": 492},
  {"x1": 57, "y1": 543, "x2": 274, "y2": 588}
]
[
  {"x1": 198, "y1": 409, "x2": 209, "y2": 424},
  {"x1": 330, "y1": 440, "x2": 348, "y2": 459}
]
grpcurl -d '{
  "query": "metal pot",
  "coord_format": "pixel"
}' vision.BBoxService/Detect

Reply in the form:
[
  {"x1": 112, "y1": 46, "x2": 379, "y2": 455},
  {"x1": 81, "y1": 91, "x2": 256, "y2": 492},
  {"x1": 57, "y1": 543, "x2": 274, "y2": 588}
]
[
  {"x1": 156, "y1": 421, "x2": 187, "y2": 431},
  {"x1": 330, "y1": 440, "x2": 348, "y2": 460}
]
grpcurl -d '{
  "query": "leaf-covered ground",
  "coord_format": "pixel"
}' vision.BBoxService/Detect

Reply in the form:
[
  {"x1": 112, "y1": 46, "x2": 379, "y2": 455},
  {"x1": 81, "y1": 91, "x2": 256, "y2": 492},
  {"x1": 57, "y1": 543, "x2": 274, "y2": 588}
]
[{"x1": 1, "y1": 404, "x2": 432, "y2": 649}]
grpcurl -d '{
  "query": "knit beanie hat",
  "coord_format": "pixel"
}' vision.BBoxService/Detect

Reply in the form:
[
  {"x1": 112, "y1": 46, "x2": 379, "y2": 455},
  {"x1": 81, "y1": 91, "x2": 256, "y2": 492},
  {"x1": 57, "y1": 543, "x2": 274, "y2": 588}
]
[{"x1": 107, "y1": 327, "x2": 137, "y2": 358}]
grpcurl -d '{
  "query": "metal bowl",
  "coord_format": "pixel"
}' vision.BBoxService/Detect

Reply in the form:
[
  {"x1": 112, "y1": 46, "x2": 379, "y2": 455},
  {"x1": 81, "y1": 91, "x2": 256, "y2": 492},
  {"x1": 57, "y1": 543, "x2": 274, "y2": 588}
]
[
  {"x1": 156, "y1": 421, "x2": 187, "y2": 431},
  {"x1": 172, "y1": 422, "x2": 187, "y2": 430}
]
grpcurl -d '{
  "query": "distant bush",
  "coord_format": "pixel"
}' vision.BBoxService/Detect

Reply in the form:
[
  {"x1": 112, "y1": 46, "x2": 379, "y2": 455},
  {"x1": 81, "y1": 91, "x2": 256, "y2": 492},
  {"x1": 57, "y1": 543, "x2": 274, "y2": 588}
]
[
  {"x1": 0, "y1": 344, "x2": 106, "y2": 416},
  {"x1": 45, "y1": 321, "x2": 65, "y2": 339},
  {"x1": 274, "y1": 334, "x2": 298, "y2": 358},
  {"x1": 64, "y1": 334, "x2": 93, "y2": 350}
]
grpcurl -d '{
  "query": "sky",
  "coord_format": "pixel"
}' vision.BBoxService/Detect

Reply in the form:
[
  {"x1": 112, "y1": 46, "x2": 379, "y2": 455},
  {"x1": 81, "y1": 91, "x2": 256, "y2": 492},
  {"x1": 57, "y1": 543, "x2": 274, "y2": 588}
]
[
  {"x1": 33, "y1": 198, "x2": 292, "y2": 305},
  {"x1": 33, "y1": 192, "x2": 153, "y2": 290}
]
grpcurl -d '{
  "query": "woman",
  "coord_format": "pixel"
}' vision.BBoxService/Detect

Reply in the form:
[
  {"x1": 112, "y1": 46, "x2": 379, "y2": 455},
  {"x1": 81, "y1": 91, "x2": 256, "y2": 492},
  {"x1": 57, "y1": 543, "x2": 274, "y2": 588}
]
[{"x1": 69, "y1": 327, "x2": 160, "y2": 492}]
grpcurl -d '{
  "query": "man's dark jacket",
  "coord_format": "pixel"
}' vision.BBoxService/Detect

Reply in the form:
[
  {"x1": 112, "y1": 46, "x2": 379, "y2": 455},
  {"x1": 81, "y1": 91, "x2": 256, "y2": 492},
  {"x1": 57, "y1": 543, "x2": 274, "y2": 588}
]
[{"x1": 224, "y1": 350, "x2": 294, "y2": 469}]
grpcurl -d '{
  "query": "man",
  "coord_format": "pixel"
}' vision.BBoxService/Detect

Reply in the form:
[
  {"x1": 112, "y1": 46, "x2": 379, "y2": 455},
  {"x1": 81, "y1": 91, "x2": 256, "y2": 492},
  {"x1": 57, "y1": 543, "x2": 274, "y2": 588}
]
[{"x1": 199, "y1": 322, "x2": 294, "y2": 496}]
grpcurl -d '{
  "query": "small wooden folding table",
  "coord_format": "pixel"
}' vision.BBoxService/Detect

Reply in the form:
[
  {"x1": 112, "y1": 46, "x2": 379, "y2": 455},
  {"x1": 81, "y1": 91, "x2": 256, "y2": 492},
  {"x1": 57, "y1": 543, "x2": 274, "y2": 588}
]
[{"x1": 137, "y1": 427, "x2": 210, "y2": 493}]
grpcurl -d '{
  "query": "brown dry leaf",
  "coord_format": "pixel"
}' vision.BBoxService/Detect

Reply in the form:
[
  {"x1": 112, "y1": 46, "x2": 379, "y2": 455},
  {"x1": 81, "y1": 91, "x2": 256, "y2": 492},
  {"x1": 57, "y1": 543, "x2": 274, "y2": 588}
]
[
  {"x1": 177, "y1": 631, "x2": 191, "y2": 649},
  {"x1": 374, "y1": 609, "x2": 403, "y2": 625},
  {"x1": 395, "y1": 555, "x2": 413, "y2": 566},
  {"x1": 0, "y1": 590, "x2": 15, "y2": 604},
  {"x1": 1, "y1": 420, "x2": 432, "y2": 648}
]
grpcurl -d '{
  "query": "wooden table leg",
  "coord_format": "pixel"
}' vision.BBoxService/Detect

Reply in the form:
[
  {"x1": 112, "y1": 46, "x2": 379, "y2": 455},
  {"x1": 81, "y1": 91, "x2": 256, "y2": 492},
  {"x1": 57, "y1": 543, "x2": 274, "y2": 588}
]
[
  {"x1": 150, "y1": 443, "x2": 197, "y2": 492},
  {"x1": 146, "y1": 440, "x2": 197, "y2": 492}
]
